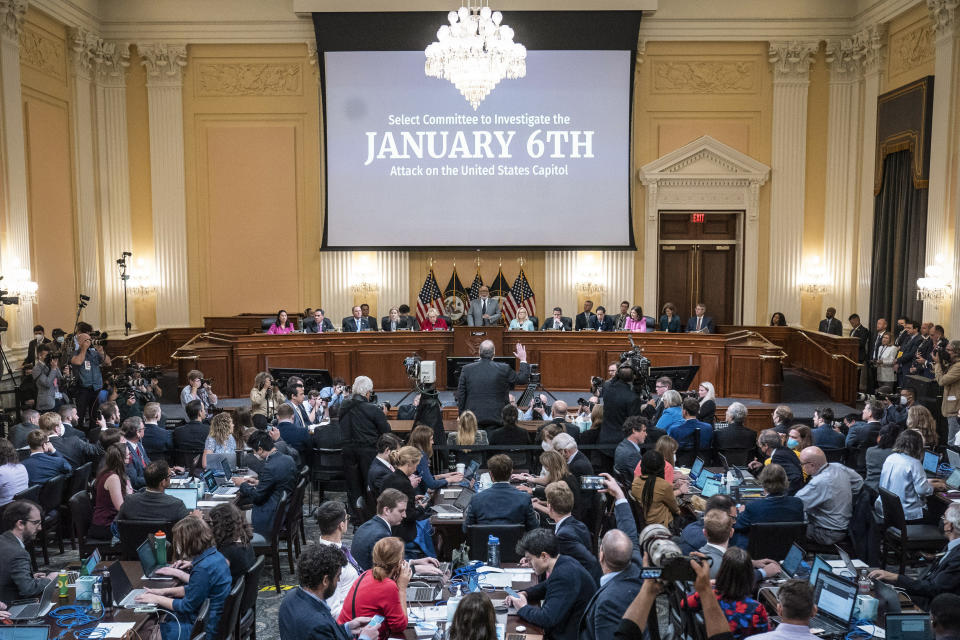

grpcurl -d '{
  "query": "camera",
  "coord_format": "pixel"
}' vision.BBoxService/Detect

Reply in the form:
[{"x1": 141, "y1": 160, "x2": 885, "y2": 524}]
[
  {"x1": 590, "y1": 376, "x2": 604, "y2": 396},
  {"x1": 201, "y1": 378, "x2": 214, "y2": 386},
  {"x1": 577, "y1": 397, "x2": 595, "y2": 410},
  {"x1": 638, "y1": 524, "x2": 702, "y2": 582},
  {"x1": 89, "y1": 330, "x2": 109, "y2": 346},
  {"x1": 619, "y1": 338, "x2": 652, "y2": 400},
  {"x1": 935, "y1": 345, "x2": 952, "y2": 366},
  {"x1": 402, "y1": 355, "x2": 436, "y2": 384}
]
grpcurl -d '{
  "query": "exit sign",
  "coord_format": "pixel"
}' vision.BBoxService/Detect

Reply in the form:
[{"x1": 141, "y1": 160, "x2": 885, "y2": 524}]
[{"x1": 690, "y1": 212, "x2": 705, "y2": 223}]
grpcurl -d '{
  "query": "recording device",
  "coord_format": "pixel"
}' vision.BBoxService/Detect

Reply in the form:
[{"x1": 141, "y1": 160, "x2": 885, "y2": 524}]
[
  {"x1": 577, "y1": 397, "x2": 596, "y2": 410},
  {"x1": 366, "y1": 615, "x2": 385, "y2": 628},
  {"x1": 638, "y1": 524, "x2": 705, "y2": 582},
  {"x1": 590, "y1": 375, "x2": 604, "y2": 396},
  {"x1": 619, "y1": 337, "x2": 652, "y2": 399},
  {"x1": 403, "y1": 355, "x2": 437, "y2": 384},
  {"x1": 89, "y1": 330, "x2": 109, "y2": 346},
  {"x1": 580, "y1": 476, "x2": 606, "y2": 490},
  {"x1": 934, "y1": 345, "x2": 952, "y2": 366}
]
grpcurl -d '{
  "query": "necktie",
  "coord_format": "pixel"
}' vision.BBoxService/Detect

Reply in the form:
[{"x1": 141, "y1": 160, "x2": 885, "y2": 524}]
[
  {"x1": 343, "y1": 545, "x2": 360, "y2": 571},
  {"x1": 136, "y1": 446, "x2": 145, "y2": 468},
  {"x1": 482, "y1": 299, "x2": 487, "y2": 315},
  {"x1": 318, "y1": 322, "x2": 323, "y2": 333},
  {"x1": 697, "y1": 317, "x2": 702, "y2": 331},
  {"x1": 356, "y1": 318, "x2": 360, "y2": 331},
  {"x1": 391, "y1": 321, "x2": 396, "y2": 331}
]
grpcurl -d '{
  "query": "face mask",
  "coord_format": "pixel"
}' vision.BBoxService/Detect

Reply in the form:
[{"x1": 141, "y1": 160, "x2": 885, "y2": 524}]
[
  {"x1": 35, "y1": 334, "x2": 43, "y2": 341},
  {"x1": 56, "y1": 336, "x2": 64, "y2": 344},
  {"x1": 787, "y1": 438, "x2": 799, "y2": 449},
  {"x1": 900, "y1": 396, "x2": 908, "y2": 406},
  {"x1": 541, "y1": 441, "x2": 551, "y2": 452}
]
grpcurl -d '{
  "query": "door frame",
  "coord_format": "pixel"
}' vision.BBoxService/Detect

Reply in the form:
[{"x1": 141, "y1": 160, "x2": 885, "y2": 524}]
[{"x1": 639, "y1": 136, "x2": 770, "y2": 326}]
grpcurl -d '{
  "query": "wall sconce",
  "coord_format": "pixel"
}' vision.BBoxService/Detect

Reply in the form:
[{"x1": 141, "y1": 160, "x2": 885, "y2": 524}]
[
  {"x1": 128, "y1": 258, "x2": 158, "y2": 298},
  {"x1": 799, "y1": 256, "x2": 829, "y2": 295},
  {"x1": 916, "y1": 253, "x2": 953, "y2": 307},
  {"x1": 5, "y1": 265, "x2": 38, "y2": 304},
  {"x1": 575, "y1": 253, "x2": 605, "y2": 294},
  {"x1": 351, "y1": 253, "x2": 379, "y2": 295}
]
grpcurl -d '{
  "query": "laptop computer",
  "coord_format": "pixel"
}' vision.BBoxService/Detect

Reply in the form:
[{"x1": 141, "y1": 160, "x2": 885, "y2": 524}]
[
  {"x1": 432, "y1": 487, "x2": 475, "y2": 516},
  {"x1": 0, "y1": 626, "x2": 50, "y2": 640},
  {"x1": 809, "y1": 555, "x2": 832, "y2": 587},
  {"x1": 137, "y1": 538, "x2": 171, "y2": 579},
  {"x1": 886, "y1": 614, "x2": 933, "y2": 640},
  {"x1": 946, "y1": 469, "x2": 960, "y2": 492},
  {"x1": 107, "y1": 561, "x2": 148, "y2": 608},
  {"x1": 406, "y1": 584, "x2": 442, "y2": 602},
  {"x1": 807, "y1": 571, "x2": 858, "y2": 635},
  {"x1": 776, "y1": 543, "x2": 807, "y2": 580},
  {"x1": 872, "y1": 578, "x2": 902, "y2": 624},
  {"x1": 6, "y1": 581, "x2": 57, "y2": 620},
  {"x1": 923, "y1": 451, "x2": 942, "y2": 478},
  {"x1": 165, "y1": 486, "x2": 199, "y2": 510},
  {"x1": 700, "y1": 477, "x2": 722, "y2": 498},
  {"x1": 203, "y1": 469, "x2": 238, "y2": 496},
  {"x1": 947, "y1": 447, "x2": 960, "y2": 471},
  {"x1": 689, "y1": 457, "x2": 705, "y2": 481}
]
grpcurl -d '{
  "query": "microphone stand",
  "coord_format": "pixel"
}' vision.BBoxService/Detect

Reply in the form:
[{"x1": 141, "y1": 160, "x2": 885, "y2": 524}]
[{"x1": 117, "y1": 252, "x2": 131, "y2": 336}]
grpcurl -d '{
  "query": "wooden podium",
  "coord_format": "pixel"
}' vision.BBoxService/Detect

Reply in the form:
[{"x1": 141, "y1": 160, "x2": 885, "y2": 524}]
[{"x1": 452, "y1": 325, "x2": 504, "y2": 356}]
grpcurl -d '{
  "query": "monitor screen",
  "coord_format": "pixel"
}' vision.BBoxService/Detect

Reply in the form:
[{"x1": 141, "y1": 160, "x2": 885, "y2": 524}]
[
  {"x1": 814, "y1": 572, "x2": 857, "y2": 624},
  {"x1": 0, "y1": 627, "x2": 49, "y2": 640},
  {"x1": 923, "y1": 451, "x2": 939, "y2": 474},
  {"x1": 690, "y1": 458, "x2": 704, "y2": 479},
  {"x1": 886, "y1": 615, "x2": 933, "y2": 640},
  {"x1": 809, "y1": 556, "x2": 831, "y2": 586},
  {"x1": 700, "y1": 478, "x2": 721, "y2": 498},
  {"x1": 947, "y1": 469, "x2": 960, "y2": 490},
  {"x1": 83, "y1": 549, "x2": 100, "y2": 576},
  {"x1": 781, "y1": 543, "x2": 804, "y2": 576},
  {"x1": 166, "y1": 487, "x2": 199, "y2": 510}
]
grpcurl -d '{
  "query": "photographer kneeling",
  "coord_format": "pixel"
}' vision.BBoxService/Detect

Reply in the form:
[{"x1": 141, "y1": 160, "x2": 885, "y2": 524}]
[{"x1": 934, "y1": 341, "x2": 960, "y2": 444}]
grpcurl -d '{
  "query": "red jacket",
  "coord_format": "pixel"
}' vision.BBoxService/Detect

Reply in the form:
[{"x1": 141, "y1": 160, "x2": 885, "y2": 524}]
[{"x1": 336, "y1": 571, "x2": 407, "y2": 640}]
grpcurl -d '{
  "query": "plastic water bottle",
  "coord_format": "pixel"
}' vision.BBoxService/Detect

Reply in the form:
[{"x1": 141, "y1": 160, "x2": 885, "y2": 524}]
[
  {"x1": 857, "y1": 568, "x2": 871, "y2": 595},
  {"x1": 101, "y1": 572, "x2": 112, "y2": 610},
  {"x1": 90, "y1": 581, "x2": 103, "y2": 614},
  {"x1": 446, "y1": 586, "x2": 463, "y2": 622},
  {"x1": 155, "y1": 531, "x2": 167, "y2": 566},
  {"x1": 487, "y1": 535, "x2": 501, "y2": 567}
]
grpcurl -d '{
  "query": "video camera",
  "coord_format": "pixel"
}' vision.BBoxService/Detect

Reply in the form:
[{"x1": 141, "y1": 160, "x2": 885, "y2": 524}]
[
  {"x1": 619, "y1": 336, "x2": 652, "y2": 400},
  {"x1": 638, "y1": 524, "x2": 706, "y2": 582},
  {"x1": 403, "y1": 354, "x2": 437, "y2": 385},
  {"x1": 89, "y1": 330, "x2": 109, "y2": 346}
]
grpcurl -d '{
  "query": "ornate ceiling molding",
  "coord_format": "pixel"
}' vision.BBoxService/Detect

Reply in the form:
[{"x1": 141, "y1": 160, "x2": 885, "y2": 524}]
[
  {"x1": 853, "y1": 23, "x2": 889, "y2": 73},
  {"x1": 138, "y1": 42, "x2": 187, "y2": 85},
  {"x1": 927, "y1": 0, "x2": 960, "y2": 38},
  {"x1": 825, "y1": 38, "x2": 865, "y2": 80},
  {"x1": 768, "y1": 41, "x2": 819, "y2": 81},
  {"x1": 70, "y1": 29, "x2": 130, "y2": 85},
  {"x1": 0, "y1": 0, "x2": 27, "y2": 42}
]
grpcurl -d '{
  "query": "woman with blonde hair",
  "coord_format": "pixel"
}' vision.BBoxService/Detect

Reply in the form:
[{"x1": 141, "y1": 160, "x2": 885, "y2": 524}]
[
  {"x1": 337, "y1": 537, "x2": 410, "y2": 640},
  {"x1": 509, "y1": 307, "x2": 535, "y2": 331},
  {"x1": 409, "y1": 425, "x2": 462, "y2": 492},
  {"x1": 250, "y1": 371, "x2": 284, "y2": 429},
  {"x1": 203, "y1": 412, "x2": 237, "y2": 468},
  {"x1": 380, "y1": 446, "x2": 436, "y2": 556},
  {"x1": 906, "y1": 404, "x2": 938, "y2": 448},
  {"x1": 447, "y1": 410, "x2": 489, "y2": 466},
  {"x1": 697, "y1": 381, "x2": 717, "y2": 424},
  {"x1": 516, "y1": 449, "x2": 583, "y2": 519}
]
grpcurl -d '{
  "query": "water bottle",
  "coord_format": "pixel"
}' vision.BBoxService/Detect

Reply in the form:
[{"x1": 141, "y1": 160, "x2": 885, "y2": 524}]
[
  {"x1": 487, "y1": 535, "x2": 501, "y2": 568},
  {"x1": 90, "y1": 581, "x2": 103, "y2": 614},
  {"x1": 154, "y1": 531, "x2": 167, "y2": 566},
  {"x1": 446, "y1": 588, "x2": 463, "y2": 623},
  {"x1": 100, "y1": 572, "x2": 112, "y2": 610},
  {"x1": 857, "y1": 568, "x2": 871, "y2": 595}
]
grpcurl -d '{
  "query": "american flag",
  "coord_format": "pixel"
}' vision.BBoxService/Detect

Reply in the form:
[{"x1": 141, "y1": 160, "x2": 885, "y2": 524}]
[
  {"x1": 415, "y1": 269, "x2": 444, "y2": 326},
  {"x1": 468, "y1": 270, "x2": 484, "y2": 300},
  {"x1": 503, "y1": 268, "x2": 536, "y2": 322}
]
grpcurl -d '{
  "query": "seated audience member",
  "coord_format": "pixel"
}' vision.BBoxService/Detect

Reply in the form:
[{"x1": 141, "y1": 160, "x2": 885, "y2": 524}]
[
  {"x1": 659, "y1": 302, "x2": 681, "y2": 333},
  {"x1": 907, "y1": 404, "x2": 939, "y2": 448},
  {"x1": 276, "y1": 403, "x2": 309, "y2": 455},
  {"x1": 771, "y1": 405, "x2": 793, "y2": 436},
  {"x1": 810, "y1": 408, "x2": 844, "y2": 449},
  {"x1": 533, "y1": 481, "x2": 601, "y2": 582},
  {"x1": 174, "y1": 400, "x2": 208, "y2": 453},
  {"x1": 931, "y1": 594, "x2": 960, "y2": 640},
  {"x1": 135, "y1": 516, "x2": 232, "y2": 640},
  {"x1": 786, "y1": 425, "x2": 812, "y2": 453},
  {"x1": 542, "y1": 307, "x2": 572, "y2": 331},
  {"x1": 202, "y1": 503, "x2": 256, "y2": 583},
  {"x1": 266, "y1": 309, "x2": 296, "y2": 335},
  {"x1": 141, "y1": 402, "x2": 173, "y2": 460},
  {"x1": 796, "y1": 446, "x2": 862, "y2": 545},
  {"x1": 449, "y1": 592, "x2": 497, "y2": 640},
  {"x1": 311, "y1": 406, "x2": 343, "y2": 450},
  {"x1": 516, "y1": 450, "x2": 584, "y2": 520},
  {"x1": 9, "y1": 410, "x2": 40, "y2": 449},
  {"x1": 89, "y1": 445, "x2": 132, "y2": 540},
  {"x1": 846, "y1": 399, "x2": 883, "y2": 452},
  {"x1": 635, "y1": 436, "x2": 679, "y2": 485},
  {"x1": 420, "y1": 307, "x2": 447, "y2": 332},
  {"x1": 732, "y1": 464, "x2": 805, "y2": 548},
  {"x1": 770, "y1": 312, "x2": 787, "y2": 327},
  {"x1": 278, "y1": 543, "x2": 381, "y2": 640},
  {"x1": 538, "y1": 401, "x2": 580, "y2": 443},
  {"x1": 250, "y1": 372, "x2": 284, "y2": 429},
  {"x1": 337, "y1": 537, "x2": 410, "y2": 640},
  {"x1": 203, "y1": 412, "x2": 237, "y2": 468},
  {"x1": 614, "y1": 416, "x2": 648, "y2": 480},
  {"x1": 669, "y1": 397, "x2": 713, "y2": 467},
  {"x1": 749, "y1": 579, "x2": 819, "y2": 640},
  {"x1": 675, "y1": 494, "x2": 733, "y2": 553},
  {"x1": 463, "y1": 454, "x2": 539, "y2": 532},
  {"x1": 509, "y1": 307, "x2": 535, "y2": 331},
  {"x1": 117, "y1": 461, "x2": 190, "y2": 522},
  {"x1": 0, "y1": 439, "x2": 28, "y2": 507},
  {"x1": 876, "y1": 429, "x2": 944, "y2": 522},
  {"x1": 687, "y1": 303, "x2": 715, "y2": 333},
  {"x1": 367, "y1": 433, "x2": 401, "y2": 495},
  {"x1": 235, "y1": 430, "x2": 297, "y2": 540},
  {"x1": 865, "y1": 423, "x2": 904, "y2": 491},
  {"x1": 409, "y1": 425, "x2": 462, "y2": 492},
  {"x1": 45, "y1": 411, "x2": 99, "y2": 469},
  {"x1": 748, "y1": 429, "x2": 804, "y2": 495},
  {"x1": 379, "y1": 446, "x2": 429, "y2": 544},
  {"x1": 314, "y1": 501, "x2": 360, "y2": 616},
  {"x1": 630, "y1": 450, "x2": 680, "y2": 528},
  {"x1": 351, "y1": 488, "x2": 405, "y2": 571},
  {"x1": 552, "y1": 432, "x2": 593, "y2": 478},
  {"x1": 447, "y1": 410, "x2": 488, "y2": 467},
  {"x1": 870, "y1": 503, "x2": 960, "y2": 608},
  {"x1": 488, "y1": 404, "x2": 530, "y2": 446},
  {"x1": 713, "y1": 402, "x2": 756, "y2": 454},
  {"x1": 655, "y1": 390, "x2": 684, "y2": 434},
  {"x1": 624, "y1": 305, "x2": 646, "y2": 332},
  {"x1": 0, "y1": 500, "x2": 58, "y2": 602},
  {"x1": 682, "y1": 546, "x2": 770, "y2": 640},
  {"x1": 121, "y1": 417, "x2": 148, "y2": 489},
  {"x1": 57, "y1": 405, "x2": 85, "y2": 440},
  {"x1": 698, "y1": 509, "x2": 737, "y2": 578},
  {"x1": 381, "y1": 306, "x2": 410, "y2": 332},
  {"x1": 504, "y1": 528, "x2": 597, "y2": 640},
  {"x1": 698, "y1": 382, "x2": 717, "y2": 424},
  {"x1": 22, "y1": 429, "x2": 71, "y2": 485}
]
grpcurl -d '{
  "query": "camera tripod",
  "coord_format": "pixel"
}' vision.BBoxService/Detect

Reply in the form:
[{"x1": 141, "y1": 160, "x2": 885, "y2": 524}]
[
  {"x1": 117, "y1": 252, "x2": 132, "y2": 336},
  {"x1": 0, "y1": 332, "x2": 21, "y2": 424}
]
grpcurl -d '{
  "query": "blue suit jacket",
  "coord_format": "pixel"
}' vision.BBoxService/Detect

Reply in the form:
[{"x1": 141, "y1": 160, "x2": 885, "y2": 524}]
[
  {"x1": 587, "y1": 316, "x2": 616, "y2": 332},
  {"x1": 462, "y1": 482, "x2": 540, "y2": 532},
  {"x1": 142, "y1": 423, "x2": 173, "y2": 459},
  {"x1": 239, "y1": 450, "x2": 297, "y2": 535},
  {"x1": 731, "y1": 493, "x2": 806, "y2": 548},
  {"x1": 22, "y1": 451, "x2": 71, "y2": 485},
  {"x1": 686, "y1": 315, "x2": 715, "y2": 333},
  {"x1": 277, "y1": 420, "x2": 309, "y2": 454},
  {"x1": 812, "y1": 425, "x2": 845, "y2": 449},
  {"x1": 350, "y1": 516, "x2": 392, "y2": 571},
  {"x1": 519, "y1": 555, "x2": 597, "y2": 640},
  {"x1": 613, "y1": 439, "x2": 642, "y2": 481},
  {"x1": 668, "y1": 418, "x2": 713, "y2": 451},
  {"x1": 556, "y1": 517, "x2": 601, "y2": 584},
  {"x1": 279, "y1": 587, "x2": 351, "y2": 640}
]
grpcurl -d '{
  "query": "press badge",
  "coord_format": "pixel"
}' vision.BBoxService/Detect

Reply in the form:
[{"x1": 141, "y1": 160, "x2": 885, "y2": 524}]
[{"x1": 84, "y1": 360, "x2": 91, "y2": 371}]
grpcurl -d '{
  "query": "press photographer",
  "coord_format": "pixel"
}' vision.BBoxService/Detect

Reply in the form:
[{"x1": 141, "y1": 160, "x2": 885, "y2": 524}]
[
  {"x1": 180, "y1": 369, "x2": 218, "y2": 413},
  {"x1": 600, "y1": 364, "x2": 646, "y2": 449},
  {"x1": 935, "y1": 340, "x2": 960, "y2": 444},
  {"x1": 70, "y1": 323, "x2": 111, "y2": 429},
  {"x1": 32, "y1": 343, "x2": 65, "y2": 411},
  {"x1": 112, "y1": 363, "x2": 162, "y2": 421}
]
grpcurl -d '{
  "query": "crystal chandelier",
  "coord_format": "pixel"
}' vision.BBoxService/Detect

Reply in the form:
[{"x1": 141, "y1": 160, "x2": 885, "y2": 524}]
[
  {"x1": 916, "y1": 254, "x2": 953, "y2": 307},
  {"x1": 425, "y1": 3, "x2": 526, "y2": 110}
]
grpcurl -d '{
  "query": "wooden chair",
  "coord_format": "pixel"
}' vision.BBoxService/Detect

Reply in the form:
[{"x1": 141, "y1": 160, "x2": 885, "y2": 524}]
[
  {"x1": 236, "y1": 556, "x2": 265, "y2": 640},
  {"x1": 253, "y1": 491, "x2": 290, "y2": 592},
  {"x1": 878, "y1": 488, "x2": 945, "y2": 574},
  {"x1": 37, "y1": 474, "x2": 67, "y2": 563},
  {"x1": 211, "y1": 577, "x2": 245, "y2": 640}
]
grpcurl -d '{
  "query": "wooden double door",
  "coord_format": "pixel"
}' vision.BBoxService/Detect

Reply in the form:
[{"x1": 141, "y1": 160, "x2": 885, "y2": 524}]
[{"x1": 657, "y1": 212, "x2": 739, "y2": 326}]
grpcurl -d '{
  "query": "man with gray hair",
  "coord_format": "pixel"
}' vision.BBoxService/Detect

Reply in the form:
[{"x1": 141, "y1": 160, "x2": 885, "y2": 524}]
[
  {"x1": 552, "y1": 432, "x2": 594, "y2": 478},
  {"x1": 870, "y1": 502, "x2": 960, "y2": 607},
  {"x1": 712, "y1": 401, "x2": 756, "y2": 454},
  {"x1": 748, "y1": 429, "x2": 804, "y2": 494},
  {"x1": 455, "y1": 340, "x2": 529, "y2": 426},
  {"x1": 796, "y1": 446, "x2": 862, "y2": 545},
  {"x1": 340, "y1": 374, "x2": 392, "y2": 513}
]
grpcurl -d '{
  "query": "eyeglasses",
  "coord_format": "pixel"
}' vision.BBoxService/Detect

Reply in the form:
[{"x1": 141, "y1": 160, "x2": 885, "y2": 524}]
[{"x1": 23, "y1": 519, "x2": 41, "y2": 525}]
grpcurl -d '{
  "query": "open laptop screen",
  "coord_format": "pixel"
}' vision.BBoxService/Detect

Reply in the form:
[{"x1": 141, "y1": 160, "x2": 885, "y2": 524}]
[
  {"x1": 886, "y1": 615, "x2": 933, "y2": 640},
  {"x1": 690, "y1": 457, "x2": 704, "y2": 480},
  {"x1": 781, "y1": 543, "x2": 804, "y2": 577},
  {"x1": 814, "y1": 571, "x2": 858, "y2": 625},
  {"x1": 923, "y1": 451, "x2": 939, "y2": 474},
  {"x1": 0, "y1": 627, "x2": 49, "y2": 640},
  {"x1": 166, "y1": 487, "x2": 199, "y2": 510}
]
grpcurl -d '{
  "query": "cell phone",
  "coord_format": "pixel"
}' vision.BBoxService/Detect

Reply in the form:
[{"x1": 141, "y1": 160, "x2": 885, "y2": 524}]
[
  {"x1": 504, "y1": 586, "x2": 520, "y2": 599},
  {"x1": 367, "y1": 615, "x2": 385, "y2": 628},
  {"x1": 580, "y1": 476, "x2": 606, "y2": 490},
  {"x1": 640, "y1": 568, "x2": 662, "y2": 579}
]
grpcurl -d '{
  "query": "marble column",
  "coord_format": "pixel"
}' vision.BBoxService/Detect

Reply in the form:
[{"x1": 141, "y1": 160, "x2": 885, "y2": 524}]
[
  {"x1": 823, "y1": 39, "x2": 864, "y2": 321},
  {"x1": 767, "y1": 41, "x2": 818, "y2": 326},
  {"x1": 854, "y1": 25, "x2": 887, "y2": 317},
  {"x1": 139, "y1": 43, "x2": 189, "y2": 328},
  {"x1": 0, "y1": 0, "x2": 34, "y2": 349},
  {"x1": 926, "y1": 0, "x2": 960, "y2": 327},
  {"x1": 94, "y1": 39, "x2": 133, "y2": 334}
]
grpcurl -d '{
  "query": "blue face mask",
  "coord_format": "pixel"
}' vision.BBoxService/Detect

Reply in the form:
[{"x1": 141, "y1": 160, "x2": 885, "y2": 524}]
[{"x1": 787, "y1": 438, "x2": 800, "y2": 449}]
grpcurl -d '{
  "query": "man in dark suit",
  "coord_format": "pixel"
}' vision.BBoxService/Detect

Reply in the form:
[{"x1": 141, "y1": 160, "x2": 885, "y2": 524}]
[
  {"x1": 668, "y1": 398, "x2": 713, "y2": 467},
  {"x1": 9, "y1": 409, "x2": 40, "y2": 449},
  {"x1": 303, "y1": 308, "x2": 335, "y2": 333},
  {"x1": 895, "y1": 319, "x2": 921, "y2": 385},
  {"x1": 278, "y1": 544, "x2": 382, "y2": 640},
  {"x1": 466, "y1": 286, "x2": 502, "y2": 327},
  {"x1": 350, "y1": 488, "x2": 405, "y2": 571},
  {"x1": 0, "y1": 501, "x2": 58, "y2": 603},
  {"x1": 173, "y1": 400, "x2": 208, "y2": 453},
  {"x1": 24, "y1": 325, "x2": 51, "y2": 366},
  {"x1": 455, "y1": 340, "x2": 530, "y2": 426},
  {"x1": 47, "y1": 411, "x2": 101, "y2": 469},
  {"x1": 141, "y1": 402, "x2": 173, "y2": 461},
  {"x1": 870, "y1": 502, "x2": 960, "y2": 607},
  {"x1": 463, "y1": 454, "x2": 539, "y2": 532},
  {"x1": 712, "y1": 402, "x2": 757, "y2": 457},
  {"x1": 276, "y1": 403, "x2": 309, "y2": 455},
  {"x1": 574, "y1": 300, "x2": 595, "y2": 331},
  {"x1": 613, "y1": 416, "x2": 647, "y2": 481},
  {"x1": 748, "y1": 429, "x2": 804, "y2": 495},
  {"x1": 341, "y1": 306, "x2": 372, "y2": 332},
  {"x1": 686, "y1": 303, "x2": 715, "y2": 333},
  {"x1": 234, "y1": 431, "x2": 297, "y2": 538},
  {"x1": 551, "y1": 433, "x2": 594, "y2": 478},
  {"x1": 380, "y1": 307, "x2": 414, "y2": 332},
  {"x1": 117, "y1": 461, "x2": 191, "y2": 523},
  {"x1": 586, "y1": 306, "x2": 615, "y2": 332},
  {"x1": 811, "y1": 407, "x2": 845, "y2": 449},
  {"x1": 359, "y1": 303, "x2": 379, "y2": 331},
  {"x1": 818, "y1": 307, "x2": 842, "y2": 335},
  {"x1": 57, "y1": 405, "x2": 86, "y2": 440},
  {"x1": 731, "y1": 463, "x2": 805, "y2": 548},
  {"x1": 536, "y1": 481, "x2": 601, "y2": 583},
  {"x1": 365, "y1": 434, "x2": 400, "y2": 495},
  {"x1": 600, "y1": 367, "x2": 644, "y2": 445},
  {"x1": 121, "y1": 417, "x2": 150, "y2": 490},
  {"x1": 22, "y1": 429, "x2": 71, "y2": 484},
  {"x1": 541, "y1": 307, "x2": 572, "y2": 331},
  {"x1": 505, "y1": 528, "x2": 597, "y2": 640},
  {"x1": 849, "y1": 314, "x2": 870, "y2": 362}
]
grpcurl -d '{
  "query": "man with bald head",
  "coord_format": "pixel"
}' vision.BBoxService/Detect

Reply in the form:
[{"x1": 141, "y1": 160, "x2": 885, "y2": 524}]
[
  {"x1": 579, "y1": 474, "x2": 643, "y2": 640},
  {"x1": 455, "y1": 340, "x2": 530, "y2": 426},
  {"x1": 795, "y1": 446, "x2": 863, "y2": 545}
]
